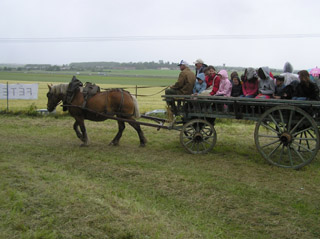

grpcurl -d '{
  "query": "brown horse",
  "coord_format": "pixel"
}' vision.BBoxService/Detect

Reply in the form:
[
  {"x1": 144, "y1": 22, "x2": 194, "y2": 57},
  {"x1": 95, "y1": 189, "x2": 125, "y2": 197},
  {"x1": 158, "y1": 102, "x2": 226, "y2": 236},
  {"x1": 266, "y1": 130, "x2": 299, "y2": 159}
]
[{"x1": 46, "y1": 83, "x2": 147, "y2": 147}]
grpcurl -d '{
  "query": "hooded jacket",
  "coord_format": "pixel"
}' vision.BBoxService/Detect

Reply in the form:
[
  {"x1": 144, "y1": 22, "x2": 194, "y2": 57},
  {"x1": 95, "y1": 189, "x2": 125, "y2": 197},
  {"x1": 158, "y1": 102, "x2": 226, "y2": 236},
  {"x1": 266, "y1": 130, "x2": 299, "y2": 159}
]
[
  {"x1": 258, "y1": 67, "x2": 275, "y2": 95},
  {"x1": 215, "y1": 70, "x2": 232, "y2": 96},
  {"x1": 242, "y1": 68, "x2": 259, "y2": 96},
  {"x1": 280, "y1": 62, "x2": 299, "y2": 86},
  {"x1": 193, "y1": 73, "x2": 207, "y2": 94}
]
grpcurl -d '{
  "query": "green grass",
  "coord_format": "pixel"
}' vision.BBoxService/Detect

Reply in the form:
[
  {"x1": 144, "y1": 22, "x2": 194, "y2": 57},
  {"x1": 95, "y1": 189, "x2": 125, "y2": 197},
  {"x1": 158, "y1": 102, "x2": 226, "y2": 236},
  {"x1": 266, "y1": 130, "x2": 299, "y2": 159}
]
[{"x1": 0, "y1": 114, "x2": 320, "y2": 238}]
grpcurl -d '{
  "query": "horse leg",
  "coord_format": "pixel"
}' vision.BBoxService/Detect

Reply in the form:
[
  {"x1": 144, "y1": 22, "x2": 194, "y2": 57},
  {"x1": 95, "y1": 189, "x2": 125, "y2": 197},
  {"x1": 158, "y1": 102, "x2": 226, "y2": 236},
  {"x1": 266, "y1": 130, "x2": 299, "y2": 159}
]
[
  {"x1": 79, "y1": 123, "x2": 89, "y2": 147},
  {"x1": 73, "y1": 118, "x2": 89, "y2": 146},
  {"x1": 73, "y1": 121, "x2": 83, "y2": 139},
  {"x1": 128, "y1": 121, "x2": 147, "y2": 147},
  {"x1": 109, "y1": 120, "x2": 125, "y2": 146}
]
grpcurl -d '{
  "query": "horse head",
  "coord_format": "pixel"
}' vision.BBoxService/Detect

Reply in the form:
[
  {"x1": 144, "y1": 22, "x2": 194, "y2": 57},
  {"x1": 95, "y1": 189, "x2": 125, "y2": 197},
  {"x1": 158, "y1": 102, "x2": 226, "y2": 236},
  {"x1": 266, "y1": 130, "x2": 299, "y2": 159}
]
[{"x1": 46, "y1": 84, "x2": 65, "y2": 112}]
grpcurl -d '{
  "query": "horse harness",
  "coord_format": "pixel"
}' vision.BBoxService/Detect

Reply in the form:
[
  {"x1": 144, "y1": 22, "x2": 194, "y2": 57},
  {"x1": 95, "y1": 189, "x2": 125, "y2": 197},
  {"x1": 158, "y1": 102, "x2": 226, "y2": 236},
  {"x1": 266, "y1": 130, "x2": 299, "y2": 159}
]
[
  {"x1": 104, "y1": 88, "x2": 131, "y2": 116},
  {"x1": 63, "y1": 76, "x2": 134, "y2": 117}
]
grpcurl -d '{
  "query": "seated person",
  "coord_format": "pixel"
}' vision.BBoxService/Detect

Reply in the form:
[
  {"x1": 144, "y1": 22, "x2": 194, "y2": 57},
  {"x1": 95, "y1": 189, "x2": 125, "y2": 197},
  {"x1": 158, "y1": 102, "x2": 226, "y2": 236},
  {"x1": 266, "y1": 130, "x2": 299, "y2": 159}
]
[
  {"x1": 215, "y1": 70, "x2": 232, "y2": 96},
  {"x1": 231, "y1": 75, "x2": 243, "y2": 97},
  {"x1": 292, "y1": 70, "x2": 320, "y2": 101},
  {"x1": 165, "y1": 60, "x2": 196, "y2": 95},
  {"x1": 241, "y1": 68, "x2": 259, "y2": 98},
  {"x1": 192, "y1": 73, "x2": 207, "y2": 95},
  {"x1": 273, "y1": 75, "x2": 286, "y2": 99},
  {"x1": 281, "y1": 62, "x2": 299, "y2": 86},
  {"x1": 255, "y1": 67, "x2": 275, "y2": 99},
  {"x1": 200, "y1": 65, "x2": 221, "y2": 96}
]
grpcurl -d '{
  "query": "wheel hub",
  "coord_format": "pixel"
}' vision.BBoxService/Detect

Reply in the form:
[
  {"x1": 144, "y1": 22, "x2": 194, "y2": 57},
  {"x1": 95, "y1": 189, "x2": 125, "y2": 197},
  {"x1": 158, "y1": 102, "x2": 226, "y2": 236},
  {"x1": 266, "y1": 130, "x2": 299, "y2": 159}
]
[
  {"x1": 280, "y1": 132, "x2": 292, "y2": 146},
  {"x1": 193, "y1": 133, "x2": 203, "y2": 143}
]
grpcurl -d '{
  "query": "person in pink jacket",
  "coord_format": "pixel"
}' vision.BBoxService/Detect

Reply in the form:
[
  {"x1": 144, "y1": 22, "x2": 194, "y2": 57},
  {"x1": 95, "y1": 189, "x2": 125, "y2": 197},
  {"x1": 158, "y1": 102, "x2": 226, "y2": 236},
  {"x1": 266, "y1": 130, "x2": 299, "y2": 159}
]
[{"x1": 214, "y1": 70, "x2": 232, "y2": 96}]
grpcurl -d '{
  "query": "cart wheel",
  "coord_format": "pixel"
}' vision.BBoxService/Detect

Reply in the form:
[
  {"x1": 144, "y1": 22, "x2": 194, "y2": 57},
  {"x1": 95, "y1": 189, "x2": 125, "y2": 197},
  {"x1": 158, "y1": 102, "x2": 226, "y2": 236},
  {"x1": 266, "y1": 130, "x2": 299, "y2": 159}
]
[
  {"x1": 254, "y1": 105, "x2": 320, "y2": 169},
  {"x1": 180, "y1": 119, "x2": 217, "y2": 154}
]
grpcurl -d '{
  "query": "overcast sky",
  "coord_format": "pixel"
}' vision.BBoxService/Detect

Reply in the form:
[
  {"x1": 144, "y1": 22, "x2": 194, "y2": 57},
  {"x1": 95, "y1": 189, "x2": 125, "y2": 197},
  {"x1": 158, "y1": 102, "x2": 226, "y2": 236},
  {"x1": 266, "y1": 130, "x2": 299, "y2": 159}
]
[{"x1": 1, "y1": 0, "x2": 320, "y2": 70}]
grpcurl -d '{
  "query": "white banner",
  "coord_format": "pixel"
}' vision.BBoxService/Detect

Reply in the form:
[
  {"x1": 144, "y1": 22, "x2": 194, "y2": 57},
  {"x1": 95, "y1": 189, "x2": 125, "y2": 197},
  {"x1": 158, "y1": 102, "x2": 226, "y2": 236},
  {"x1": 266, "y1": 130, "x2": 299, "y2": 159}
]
[{"x1": 0, "y1": 83, "x2": 38, "y2": 100}]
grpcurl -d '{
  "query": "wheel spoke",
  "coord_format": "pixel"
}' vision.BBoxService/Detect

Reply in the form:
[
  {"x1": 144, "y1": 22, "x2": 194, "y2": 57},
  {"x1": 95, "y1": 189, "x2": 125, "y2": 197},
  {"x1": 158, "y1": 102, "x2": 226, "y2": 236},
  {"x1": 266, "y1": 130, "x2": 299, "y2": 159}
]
[
  {"x1": 258, "y1": 134, "x2": 279, "y2": 138},
  {"x1": 261, "y1": 122, "x2": 279, "y2": 134},
  {"x1": 287, "y1": 110, "x2": 293, "y2": 132},
  {"x1": 267, "y1": 142, "x2": 281, "y2": 158},
  {"x1": 288, "y1": 146, "x2": 294, "y2": 167},
  {"x1": 290, "y1": 116, "x2": 306, "y2": 134},
  {"x1": 200, "y1": 141, "x2": 207, "y2": 150},
  {"x1": 269, "y1": 114, "x2": 282, "y2": 133},
  {"x1": 268, "y1": 114, "x2": 283, "y2": 133},
  {"x1": 306, "y1": 129, "x2": 315, "y2": 139},
  {"x1": 293, "y1": 137, "x2": 316, "y2": 141},
  {"x1": 291, "y1": 141, "x2": 314, "y2": 153},
  {"x1": 261, "y1": 139, "x2": 280, "y2": 148},
  {"x1": 293, "y1": 127, "x2": 313, "y2": 137},
  {"x1": 292, "y1": 147, "x2": 306, "y2": 163},
  {"x1": 278, "y1": 110, "x2": 285, "y2": 132},
  {"x1": 279, "y1": 144, "x2": 285, "y2": 162},
  {"x1": 185, "y1": 139, "x2": 194, "y2": 146}
]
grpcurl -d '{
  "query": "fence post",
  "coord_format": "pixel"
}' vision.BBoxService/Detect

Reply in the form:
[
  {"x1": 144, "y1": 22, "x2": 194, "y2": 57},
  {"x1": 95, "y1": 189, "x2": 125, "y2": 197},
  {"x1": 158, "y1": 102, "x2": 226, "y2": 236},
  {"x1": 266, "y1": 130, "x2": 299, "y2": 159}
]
[
  {"x1": 6, "y1": 81, "x2": 9, "y2": 112},
  {"x1": 135, "y1": 85, "x2": 138, "y2": 98}
]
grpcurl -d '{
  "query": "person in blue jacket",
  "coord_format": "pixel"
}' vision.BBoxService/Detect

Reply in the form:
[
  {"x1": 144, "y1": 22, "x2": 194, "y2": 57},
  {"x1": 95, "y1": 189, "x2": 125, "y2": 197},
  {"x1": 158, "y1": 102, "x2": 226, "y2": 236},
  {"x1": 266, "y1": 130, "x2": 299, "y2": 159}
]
[{"x1": 192, "y1": 73, "x2": 207, "y2": 95}]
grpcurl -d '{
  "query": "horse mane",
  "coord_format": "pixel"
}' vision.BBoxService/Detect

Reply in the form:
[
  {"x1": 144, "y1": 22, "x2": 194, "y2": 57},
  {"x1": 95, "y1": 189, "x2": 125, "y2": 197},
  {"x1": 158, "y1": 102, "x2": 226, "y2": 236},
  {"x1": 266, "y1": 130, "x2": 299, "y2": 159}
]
[{"x1": 51, "y1": 84, "x2": 69, "y2": 95}]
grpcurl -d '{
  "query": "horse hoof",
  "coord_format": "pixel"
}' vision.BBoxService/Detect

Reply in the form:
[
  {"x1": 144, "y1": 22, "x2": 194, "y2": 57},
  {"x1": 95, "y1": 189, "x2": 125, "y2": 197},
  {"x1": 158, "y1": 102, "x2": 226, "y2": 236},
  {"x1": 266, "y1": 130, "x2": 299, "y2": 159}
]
[
  {"x1": 80, "y1": 144, "x2": 88, "y2": 147},
  {"x1": 109, "y1": 142, "x2": 119, "y2": 146},
  {"x1": 139, "y1": 143, "x2": 146, "y2": 147}
]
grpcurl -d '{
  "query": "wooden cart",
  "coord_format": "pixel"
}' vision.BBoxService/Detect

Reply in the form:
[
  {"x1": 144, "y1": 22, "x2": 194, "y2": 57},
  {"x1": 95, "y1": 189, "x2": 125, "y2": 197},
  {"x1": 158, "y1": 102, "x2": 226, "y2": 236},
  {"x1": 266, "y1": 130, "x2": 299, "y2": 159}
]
[{"x1": 162, "y1": 95, "x2": 320, "y2": 169}]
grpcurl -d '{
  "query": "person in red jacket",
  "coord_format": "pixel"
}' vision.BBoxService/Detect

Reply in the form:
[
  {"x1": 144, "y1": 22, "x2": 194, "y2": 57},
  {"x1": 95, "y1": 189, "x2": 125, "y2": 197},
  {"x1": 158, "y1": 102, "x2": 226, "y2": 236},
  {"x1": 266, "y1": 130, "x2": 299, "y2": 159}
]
[
  {"x1": 201, "y1": 65, "x2": 221, "y2": 96},
  {"x1": 241, "y1": 67, "x2": 259, "y2": 98}
]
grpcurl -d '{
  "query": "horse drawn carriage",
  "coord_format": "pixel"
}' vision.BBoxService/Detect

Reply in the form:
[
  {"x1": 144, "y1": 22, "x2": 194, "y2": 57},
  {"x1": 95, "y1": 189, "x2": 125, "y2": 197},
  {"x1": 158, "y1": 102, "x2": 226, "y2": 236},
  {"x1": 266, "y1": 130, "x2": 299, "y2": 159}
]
[
  {"x1": 163, "y1": 95, "x2": 320, "y2": 170},
  {"x1": 46, "y1": 79, "x2": 320, "y2": 170}
]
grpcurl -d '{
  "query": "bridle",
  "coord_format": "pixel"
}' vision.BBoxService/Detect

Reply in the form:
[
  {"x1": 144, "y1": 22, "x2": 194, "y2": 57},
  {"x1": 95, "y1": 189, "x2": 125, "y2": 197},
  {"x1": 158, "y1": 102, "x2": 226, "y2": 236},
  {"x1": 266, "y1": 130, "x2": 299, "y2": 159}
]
[{"x1": 47, "y1": 91, "x2": 63, "y2": 112}]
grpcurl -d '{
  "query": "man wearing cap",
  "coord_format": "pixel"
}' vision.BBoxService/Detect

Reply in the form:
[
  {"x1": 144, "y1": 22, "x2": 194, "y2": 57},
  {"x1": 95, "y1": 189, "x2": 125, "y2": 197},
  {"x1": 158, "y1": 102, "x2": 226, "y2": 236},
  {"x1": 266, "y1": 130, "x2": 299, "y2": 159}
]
[
  {"x1": 194, "y1": 58, "x2": 208, "y2": 76},
  {"x1": 165, "y1": 60, "x2": 196, "y2": 95}
]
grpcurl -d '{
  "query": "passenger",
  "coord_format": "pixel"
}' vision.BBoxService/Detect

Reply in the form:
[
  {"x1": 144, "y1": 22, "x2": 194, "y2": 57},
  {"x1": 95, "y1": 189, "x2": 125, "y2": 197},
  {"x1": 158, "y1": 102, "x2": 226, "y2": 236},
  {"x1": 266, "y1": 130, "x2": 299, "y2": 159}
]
[
  {"x1": 215, "y1": 70, "x2": 232, "y2": 96},
  {"x1": 200, "y1": 65, "x2": 221, "y2": 96},
  {"x1": 230, "y1": 71, "x2": 239, "y2": 83},
  {"x1": 192, "y1": 73, "x2": 207, "y2": 95},
  {"x1": 273, "y1": 75, "x2": 286, "y2": 99},
  {"x1": 204, "y1": 67, "x2": 210, "y2": 77},
  {"x1": 255, "y1": 67, "x2": 275, "y2": 99},
  {"x1": 241, "y1": 68, "x2": 259, "y2": 98},
  {"x1": 292, "y1": 70, "x2": 320, "y2": 101},
  {"x1": 231, "y1": 75, "x2": 243, "y2": 97},
  {"x1": 165, "y1": 60, "x2": 196, "y2": 95},
  {"x1": 281, "y1": 62, "x2": 299, "y2": 86},
  {"x1": 194, "y1": 58, "x2": 208, "y2": 76}
]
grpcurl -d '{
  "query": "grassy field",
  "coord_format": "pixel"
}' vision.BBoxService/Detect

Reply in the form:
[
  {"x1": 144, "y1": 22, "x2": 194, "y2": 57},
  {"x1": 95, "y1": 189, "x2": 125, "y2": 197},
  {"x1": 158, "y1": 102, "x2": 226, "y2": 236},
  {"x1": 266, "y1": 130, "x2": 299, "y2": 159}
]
[
  {"x1": 0, "y1": 114, "x2": 319, "y2": 239},
  {"x1": 0, "y1": 71, "x2": 320, "y2": 238}
]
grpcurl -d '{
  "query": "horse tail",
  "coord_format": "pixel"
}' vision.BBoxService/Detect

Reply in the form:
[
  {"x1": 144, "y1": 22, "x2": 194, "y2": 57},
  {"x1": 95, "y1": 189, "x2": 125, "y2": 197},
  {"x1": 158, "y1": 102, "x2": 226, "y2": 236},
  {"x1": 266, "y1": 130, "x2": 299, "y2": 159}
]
[{"x1": 131, "y1": 95, "x2": 141, "y2": 119}]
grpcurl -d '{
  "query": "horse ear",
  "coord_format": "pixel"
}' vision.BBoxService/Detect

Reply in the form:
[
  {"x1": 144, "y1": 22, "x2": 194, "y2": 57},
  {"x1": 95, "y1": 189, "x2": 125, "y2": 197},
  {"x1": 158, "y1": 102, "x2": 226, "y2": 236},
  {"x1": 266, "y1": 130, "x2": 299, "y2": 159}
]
[{"x1": 47, "y1": 84, "x2": 52, "y2": 90}]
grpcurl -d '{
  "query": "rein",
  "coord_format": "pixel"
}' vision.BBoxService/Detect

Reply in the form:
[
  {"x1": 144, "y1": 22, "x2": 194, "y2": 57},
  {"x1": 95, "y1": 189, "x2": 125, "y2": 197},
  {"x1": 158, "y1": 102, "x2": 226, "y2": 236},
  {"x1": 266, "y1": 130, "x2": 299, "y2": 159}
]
[{"x1": 100, "y1": 86, "x2": 170, "y2": 97}]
